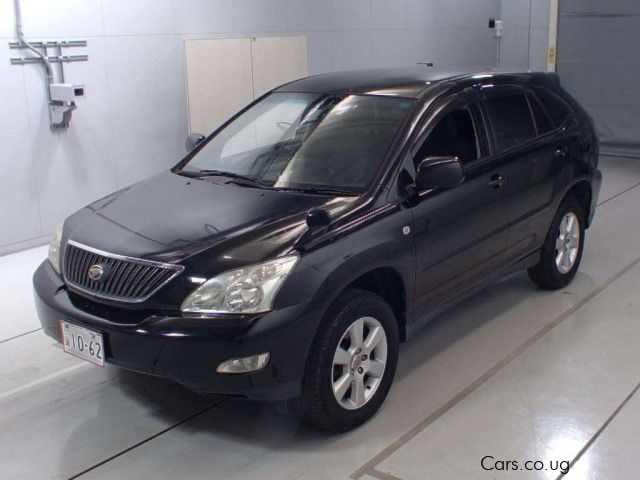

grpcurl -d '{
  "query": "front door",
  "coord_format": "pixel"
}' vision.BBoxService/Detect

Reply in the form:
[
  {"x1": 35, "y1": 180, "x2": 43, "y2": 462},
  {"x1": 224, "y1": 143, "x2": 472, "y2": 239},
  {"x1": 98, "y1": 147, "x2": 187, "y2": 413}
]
[{"x1": 410, "y1": 93, "x2": 510, "y2": 314}]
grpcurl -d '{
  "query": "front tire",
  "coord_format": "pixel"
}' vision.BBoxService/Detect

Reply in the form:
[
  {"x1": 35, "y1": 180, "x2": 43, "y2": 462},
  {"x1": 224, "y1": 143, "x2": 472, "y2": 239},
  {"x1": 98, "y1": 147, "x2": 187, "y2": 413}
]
[
  {"x1": 291, "y1": 289, "x2": 399, "y2": 432},
  {"x1": 528, "y1": 196, "x2": 585, "y2": 289}
]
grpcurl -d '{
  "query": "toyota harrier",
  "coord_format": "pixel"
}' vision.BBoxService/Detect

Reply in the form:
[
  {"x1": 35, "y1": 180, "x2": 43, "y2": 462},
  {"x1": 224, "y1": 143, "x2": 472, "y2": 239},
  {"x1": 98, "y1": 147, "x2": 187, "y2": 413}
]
[{"x1": 33, "y1": 68, "x2": 602, "y2": 431}]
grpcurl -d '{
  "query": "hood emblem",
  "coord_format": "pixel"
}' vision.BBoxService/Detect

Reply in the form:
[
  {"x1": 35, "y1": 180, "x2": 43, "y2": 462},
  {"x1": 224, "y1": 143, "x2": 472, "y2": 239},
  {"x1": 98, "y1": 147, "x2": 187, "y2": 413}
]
[{"x1": 88, "y1": 264, "x2": 106, "y2": 282}]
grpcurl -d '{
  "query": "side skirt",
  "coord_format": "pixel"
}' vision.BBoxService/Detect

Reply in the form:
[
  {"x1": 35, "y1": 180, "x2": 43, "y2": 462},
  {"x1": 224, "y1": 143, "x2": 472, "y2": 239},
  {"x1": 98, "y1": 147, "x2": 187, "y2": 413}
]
[{"x1": 405, "y1": 250, "x2": 540, "y2": 340}]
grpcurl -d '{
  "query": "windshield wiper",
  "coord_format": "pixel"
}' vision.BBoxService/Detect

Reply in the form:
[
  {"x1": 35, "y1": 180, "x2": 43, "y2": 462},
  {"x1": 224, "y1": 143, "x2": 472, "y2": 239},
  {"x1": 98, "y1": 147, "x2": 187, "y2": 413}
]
[
  {"x1": 179, "y1": 169, "x2": 268, "y2": 188},
  {"x1": 179, "y1": 170, "x2": 357, "y2": 195},
  {"x1": 273, "y1": 187, "x2": 358, "y2": 196}
]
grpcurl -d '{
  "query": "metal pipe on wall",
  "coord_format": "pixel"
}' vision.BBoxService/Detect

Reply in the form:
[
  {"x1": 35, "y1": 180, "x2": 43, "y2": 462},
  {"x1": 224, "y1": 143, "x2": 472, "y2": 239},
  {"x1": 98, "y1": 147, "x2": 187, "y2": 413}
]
[
  {"x1": 13, "y1": 0, "x2": 55, "y2": 124},
  {"x1": 14, "y1": 0, "x2": 53, "y2": 79}
]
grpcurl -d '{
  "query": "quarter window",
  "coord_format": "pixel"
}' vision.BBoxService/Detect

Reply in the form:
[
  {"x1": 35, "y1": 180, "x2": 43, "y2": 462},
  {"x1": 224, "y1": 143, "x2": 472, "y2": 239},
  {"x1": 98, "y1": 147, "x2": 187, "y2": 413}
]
[
  {"x1": 528, "y1": 94, "x2": 554, "y2": 135},
  {"x1": 533, "y1": 87, "x2": 573, "y2": 127},
  {"x1": 485, "y1": 94, "x2": 536, "y2": 151}
]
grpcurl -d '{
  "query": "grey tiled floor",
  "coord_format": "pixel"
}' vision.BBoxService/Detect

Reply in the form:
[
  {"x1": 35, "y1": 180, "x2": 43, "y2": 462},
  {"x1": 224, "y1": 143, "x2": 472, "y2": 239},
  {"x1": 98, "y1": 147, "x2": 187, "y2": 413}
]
[{"x1": 1, "y1": 156, "x2": 639, "y2": 479}]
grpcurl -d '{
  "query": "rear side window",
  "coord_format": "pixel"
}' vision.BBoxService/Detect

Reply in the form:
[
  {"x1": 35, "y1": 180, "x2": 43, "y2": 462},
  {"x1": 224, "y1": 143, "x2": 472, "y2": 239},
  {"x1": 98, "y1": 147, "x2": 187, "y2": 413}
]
[
  {"x1": 485, "y1": 94, "x2": 536, "y2": 151},
  {"x1": 533, "y1": 87, "x2": 573, "y2": 127},
  {"x1": 528, "y1": 94, "x2": 554, "y2": 135}
]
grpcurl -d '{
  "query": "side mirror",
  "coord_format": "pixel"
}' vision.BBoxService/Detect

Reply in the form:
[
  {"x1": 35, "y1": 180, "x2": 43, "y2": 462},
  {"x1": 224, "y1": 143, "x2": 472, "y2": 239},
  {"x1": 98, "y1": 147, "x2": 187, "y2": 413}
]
[
  {"x1": 415, "y1": 156, "x2": 464, "y2": 190},
  {"x1": 185, "y1": 133, "x2": 205, "y2": 152},
  {"x1": 306, "y1": 208, "x2": 330, "y2": 229}
]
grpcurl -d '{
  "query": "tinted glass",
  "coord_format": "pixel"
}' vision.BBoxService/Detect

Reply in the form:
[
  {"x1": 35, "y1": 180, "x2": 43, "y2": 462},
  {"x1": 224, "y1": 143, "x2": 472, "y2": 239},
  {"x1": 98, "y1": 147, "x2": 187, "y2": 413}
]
[
  {"x1": 533, "y1": 87, "x2": 573, "y2": 127},
  {"x1": 528, "y1": 94, "x2": 554, "y2": 135},
  {"x1": 485, "y1": 94, "x2": 536, "y2": 151},
  {"x1": 417, "y1": 106, "x2": 479, "y2": 165},
  {"x1": 182, "y1": 92, "x2": 415, "y2": 193}
]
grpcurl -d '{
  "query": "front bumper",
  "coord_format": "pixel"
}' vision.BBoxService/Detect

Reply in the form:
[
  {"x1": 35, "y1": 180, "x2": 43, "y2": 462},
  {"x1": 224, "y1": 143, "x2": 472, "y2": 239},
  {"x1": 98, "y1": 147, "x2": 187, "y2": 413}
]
[{"x1": 33, "y1": 261, "x2": 318, "y2": 400}]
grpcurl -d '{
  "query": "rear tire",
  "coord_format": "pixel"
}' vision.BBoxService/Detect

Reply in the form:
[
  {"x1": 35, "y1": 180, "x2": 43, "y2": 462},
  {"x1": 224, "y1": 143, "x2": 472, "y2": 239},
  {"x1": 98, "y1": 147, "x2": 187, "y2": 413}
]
[
  {"x1": 291, "y1": 289, "x2": 399, "y2": 432},
  {"x1": 528, "y1": 196, "x2": 585, "y2": 289}
]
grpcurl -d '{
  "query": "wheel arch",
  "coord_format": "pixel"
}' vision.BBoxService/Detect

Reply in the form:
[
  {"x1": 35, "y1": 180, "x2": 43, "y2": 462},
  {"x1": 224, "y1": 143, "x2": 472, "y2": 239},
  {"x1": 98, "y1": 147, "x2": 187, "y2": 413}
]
[
  {"x1": 345, "y1": 267, "x2": 408, "y2": 342},
  {"x1": 307, "y1": 254, "x2": 412, "y2": 344},
  {"x1": 563, "y1": 179, "x2": 593, "y2": 228}
]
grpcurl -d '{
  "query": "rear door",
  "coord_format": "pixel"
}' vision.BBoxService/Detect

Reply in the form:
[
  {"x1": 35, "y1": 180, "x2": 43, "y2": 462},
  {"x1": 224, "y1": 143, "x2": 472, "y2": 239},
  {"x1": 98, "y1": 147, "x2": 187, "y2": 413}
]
[
  {"x1": 410, "y1": 90, "x2": 511, "y2": 313},
  {"x1": 480, "y1": 86, "x2": 567, "y2": 260}
]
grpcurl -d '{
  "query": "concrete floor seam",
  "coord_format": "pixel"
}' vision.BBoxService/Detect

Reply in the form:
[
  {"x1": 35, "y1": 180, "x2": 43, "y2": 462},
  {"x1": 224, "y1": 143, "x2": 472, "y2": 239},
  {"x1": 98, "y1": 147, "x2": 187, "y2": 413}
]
[
  {"x1": 556, "y1": 381, "x2": 640, "y2": 480},
  {"x1": 596, "y1": 180, "x2": 640, "y2": 207},
  {"x1": 0, "y1": 327, "x2": 42, "y2": 345},
  {"x1": 368, "y1": 467, "x2": 407, "y2": 480},
  {"x1": 68, "y1": 398, "x2": 227, "y2": 480},
  {"x1": 351, "y1": 254, "x2": 640, "y2": 480},
  {"x1": 0, "y1": 362, "x2": 90, "y2": 402}
]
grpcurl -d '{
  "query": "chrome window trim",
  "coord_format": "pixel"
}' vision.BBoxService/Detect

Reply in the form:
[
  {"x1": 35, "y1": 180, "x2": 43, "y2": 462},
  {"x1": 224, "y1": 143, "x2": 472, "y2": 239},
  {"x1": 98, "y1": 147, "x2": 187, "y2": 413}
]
[{"x1": 63, "y1": 240, "x2": 185, "y2": 304}]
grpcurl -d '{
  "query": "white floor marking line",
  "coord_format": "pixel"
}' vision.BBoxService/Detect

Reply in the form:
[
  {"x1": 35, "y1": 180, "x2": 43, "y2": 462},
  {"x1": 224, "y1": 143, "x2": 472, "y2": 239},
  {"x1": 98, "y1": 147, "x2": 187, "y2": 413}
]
[{"x1": 0, "y1": 362, "x2": 91, "y2": 402}]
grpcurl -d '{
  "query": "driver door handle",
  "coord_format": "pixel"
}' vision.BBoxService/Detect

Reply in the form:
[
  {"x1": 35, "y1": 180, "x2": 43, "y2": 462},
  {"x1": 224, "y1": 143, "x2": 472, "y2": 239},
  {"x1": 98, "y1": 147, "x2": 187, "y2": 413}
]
[{"x1": 488, "y1": 173, "x2": 506, "y2": 189}]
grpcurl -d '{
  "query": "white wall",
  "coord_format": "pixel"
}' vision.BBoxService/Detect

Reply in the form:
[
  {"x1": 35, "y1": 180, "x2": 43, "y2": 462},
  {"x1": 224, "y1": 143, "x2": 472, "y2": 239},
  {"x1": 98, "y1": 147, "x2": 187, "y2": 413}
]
[
  {"x1": 499, "y1": 0, "x2": 552, "y2": 71},
  {"x1": 0, "y1": 0, "x2": 500, "y2": 255}
]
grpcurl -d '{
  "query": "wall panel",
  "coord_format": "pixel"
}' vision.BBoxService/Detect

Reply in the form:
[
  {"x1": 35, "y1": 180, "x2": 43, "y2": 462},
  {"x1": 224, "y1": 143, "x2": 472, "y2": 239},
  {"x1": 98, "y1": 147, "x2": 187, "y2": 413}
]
[
  {"x1": 185, "y1": 38, "x2": 253, "y2": 135},
  {"x1": 251, "y1": 36, "x2": 307, "y2": 98}
]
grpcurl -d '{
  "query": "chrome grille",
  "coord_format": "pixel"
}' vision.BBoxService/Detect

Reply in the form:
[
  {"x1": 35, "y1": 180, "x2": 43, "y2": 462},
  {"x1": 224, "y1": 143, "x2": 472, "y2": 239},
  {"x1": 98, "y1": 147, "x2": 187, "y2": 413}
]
[{"x1": 63, "y1": 240, "x2": 184, "y2": 303}]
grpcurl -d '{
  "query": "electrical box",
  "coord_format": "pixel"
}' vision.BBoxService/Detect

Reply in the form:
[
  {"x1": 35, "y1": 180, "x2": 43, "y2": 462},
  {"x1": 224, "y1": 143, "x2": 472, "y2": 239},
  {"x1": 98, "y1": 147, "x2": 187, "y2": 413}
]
[
  {"x1": 489, "y1": 19, "x2": 503, "y2": 39},
  {"x1": 49, "y1": 83, "x2": 85, "y2": 103}
]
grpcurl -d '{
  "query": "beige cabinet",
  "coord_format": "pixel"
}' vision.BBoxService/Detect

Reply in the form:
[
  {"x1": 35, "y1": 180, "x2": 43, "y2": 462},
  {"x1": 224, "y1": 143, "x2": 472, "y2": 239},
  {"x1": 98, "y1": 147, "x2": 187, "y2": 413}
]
[{"x1": 185, "y1": 36, "x2": 308, "y2": 135}]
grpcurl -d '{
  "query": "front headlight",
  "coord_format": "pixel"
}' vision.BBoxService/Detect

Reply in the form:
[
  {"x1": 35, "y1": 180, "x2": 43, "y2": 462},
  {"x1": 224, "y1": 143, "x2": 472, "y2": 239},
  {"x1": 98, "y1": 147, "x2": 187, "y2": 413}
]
[
  {"x1": 181, "y1": 255, "x2": 299, "y2": 315},
  {"x1": 48, "y1": 223, "x2": 63, "y2": 275}
]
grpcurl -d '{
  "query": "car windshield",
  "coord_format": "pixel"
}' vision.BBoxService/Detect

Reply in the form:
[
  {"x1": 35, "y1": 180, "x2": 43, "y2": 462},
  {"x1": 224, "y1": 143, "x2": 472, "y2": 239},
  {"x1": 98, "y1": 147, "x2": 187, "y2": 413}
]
[{"x1": 179, "y1": 92, "x2": 415, "y2": 194}]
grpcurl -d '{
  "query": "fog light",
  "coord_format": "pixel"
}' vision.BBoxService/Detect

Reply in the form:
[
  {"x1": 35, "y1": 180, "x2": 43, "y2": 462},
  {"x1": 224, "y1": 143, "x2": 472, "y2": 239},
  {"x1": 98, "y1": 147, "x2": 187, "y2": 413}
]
[{"x1": 216, "y1": 353, "x2": 270, "y2": 374}]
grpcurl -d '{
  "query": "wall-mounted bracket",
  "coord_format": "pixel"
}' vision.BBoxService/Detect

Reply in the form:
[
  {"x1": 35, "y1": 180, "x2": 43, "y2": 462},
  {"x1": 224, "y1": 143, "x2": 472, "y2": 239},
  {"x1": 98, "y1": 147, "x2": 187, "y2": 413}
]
[
  {"x1": 9, "y1": 54, "x2": 88, "y2": 65},
  {"x1": 489, "y1": 18, "x2": 503, "y2": 67},
  {"x1": 9, "y1": 40, "x2": 87, "y2": 49},
  {"x1": 8, "y1": 39, "x2": 88, "y2": 129}
]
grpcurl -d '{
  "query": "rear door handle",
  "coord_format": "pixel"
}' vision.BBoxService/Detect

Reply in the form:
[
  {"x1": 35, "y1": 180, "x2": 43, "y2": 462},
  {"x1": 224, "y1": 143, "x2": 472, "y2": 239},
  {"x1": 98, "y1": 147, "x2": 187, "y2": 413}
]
[
  {"x1": 488, "y1": 173, "x2": 506, "y2": 189},
  {"x1": 580, "y1": 135, "x2": 593, "y2": 153}
]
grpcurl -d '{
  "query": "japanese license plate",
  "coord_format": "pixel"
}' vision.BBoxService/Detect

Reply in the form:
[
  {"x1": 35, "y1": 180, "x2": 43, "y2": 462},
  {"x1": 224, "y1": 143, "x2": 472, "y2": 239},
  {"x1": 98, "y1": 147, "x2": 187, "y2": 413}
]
[{"x1": 60, "y1": 320, "x2": 105, "y2": 367}]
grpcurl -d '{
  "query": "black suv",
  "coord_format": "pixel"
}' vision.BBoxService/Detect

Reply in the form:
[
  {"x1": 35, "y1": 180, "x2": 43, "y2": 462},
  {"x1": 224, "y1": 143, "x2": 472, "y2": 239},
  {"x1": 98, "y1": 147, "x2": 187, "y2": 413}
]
[{"x1": 34, "y1": 68, "x2": 601, "y2": 432}]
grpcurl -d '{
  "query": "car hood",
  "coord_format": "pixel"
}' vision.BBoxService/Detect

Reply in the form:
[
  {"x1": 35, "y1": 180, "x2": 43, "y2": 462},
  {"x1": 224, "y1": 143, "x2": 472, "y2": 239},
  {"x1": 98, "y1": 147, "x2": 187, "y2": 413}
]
[{"x1": 64, "y1": 171, "x2": 356, "y2": 263}]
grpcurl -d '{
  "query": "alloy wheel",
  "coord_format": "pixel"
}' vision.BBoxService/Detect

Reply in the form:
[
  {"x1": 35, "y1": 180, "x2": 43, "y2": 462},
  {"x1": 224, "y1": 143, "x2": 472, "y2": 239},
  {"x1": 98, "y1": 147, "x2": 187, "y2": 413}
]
[
  {"x1": 331, "y1": 316, "x2": 388, "y2": 410},
  {"x1": 555, "y1": 211, "x2": 581, "y2": 274}
]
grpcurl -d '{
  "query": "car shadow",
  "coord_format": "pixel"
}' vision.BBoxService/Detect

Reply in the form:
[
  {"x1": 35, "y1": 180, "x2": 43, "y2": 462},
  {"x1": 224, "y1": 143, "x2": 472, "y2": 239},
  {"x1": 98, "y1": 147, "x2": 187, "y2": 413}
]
[
  {"x1": 395, "y1": 271, "x2": 538, "y2": 379},
  {"x1": 118, "y1": 270, "x2": 595, "y2": 430},
  {"x1": 58, "y1": 269, "x2": 596, "y2": 477}
]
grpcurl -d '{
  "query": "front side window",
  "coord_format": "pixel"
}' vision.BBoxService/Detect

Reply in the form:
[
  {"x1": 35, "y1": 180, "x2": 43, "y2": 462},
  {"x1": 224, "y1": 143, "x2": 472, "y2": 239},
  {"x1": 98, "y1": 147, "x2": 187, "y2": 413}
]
[
  {"x1": 181, "y1": 92, "x2": 415, "y2": 193},
  {"x1": 416, "y1": 106, "x2": 479, "y2": 165},
  {"x1": 485, "y1": 93, "x2": 536, "y2": 152}
]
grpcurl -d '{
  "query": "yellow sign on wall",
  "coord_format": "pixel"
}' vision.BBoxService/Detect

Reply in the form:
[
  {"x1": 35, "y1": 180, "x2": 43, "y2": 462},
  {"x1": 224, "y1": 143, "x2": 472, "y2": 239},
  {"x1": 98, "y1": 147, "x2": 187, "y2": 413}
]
[{"x1": 548, "y1": 46, "x2": 557, "y2": 66}]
